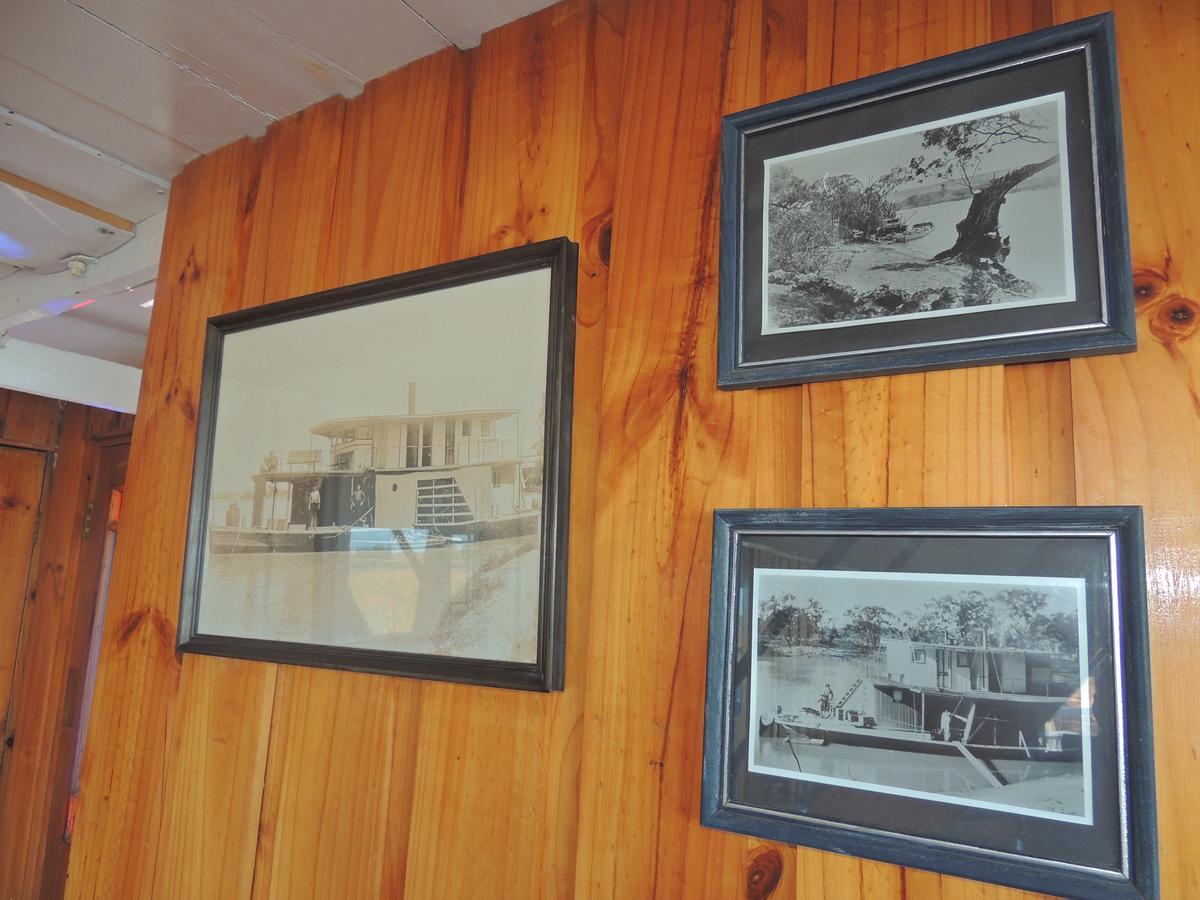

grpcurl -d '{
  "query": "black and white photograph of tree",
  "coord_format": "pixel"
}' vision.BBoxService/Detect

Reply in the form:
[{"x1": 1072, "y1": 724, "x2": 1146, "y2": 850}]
[{"x1": 762, "y1": 94, "x2": 1073, "y2": 333}]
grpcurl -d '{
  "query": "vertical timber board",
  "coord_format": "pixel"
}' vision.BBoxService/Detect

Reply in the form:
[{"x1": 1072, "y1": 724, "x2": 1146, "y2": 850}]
[
  {"x1": 0, "y1": 447, "x2": 45, "y2": 740},
  {"x1": 249, "y1": 54, "x2": 470, "y2": 900},
  {"x1": 0, "y1": 407, "x2": 93, "y2": 897},
  {"x1": 401, "y1": 3, "x2": 616, "y2": 897},
  {"x1": 151, "y1": 100, "x2": 350, "y2": 900},
  {"x1": 1066, "y1": 0, "x2": 1200, "y2": 897},
  {"x1": 574, "y1": 0, "x2": 757, "y2": 896},
  {"x1": 65, "y1": 138, "x2": 265, "y2": 899}
]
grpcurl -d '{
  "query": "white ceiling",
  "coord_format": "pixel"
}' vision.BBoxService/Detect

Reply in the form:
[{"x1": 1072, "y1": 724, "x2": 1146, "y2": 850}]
[
  {"x1": 0, "y1": 0, "x2": 555, "y2": 410},
  {"x1": 10, "y1": 280, "x2": 153, "y2": 367}
]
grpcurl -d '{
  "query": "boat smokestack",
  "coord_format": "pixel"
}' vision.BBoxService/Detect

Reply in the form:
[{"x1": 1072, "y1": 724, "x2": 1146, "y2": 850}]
[{"x1": 407, "y1": 382, "x2": 416, "y2": 415}]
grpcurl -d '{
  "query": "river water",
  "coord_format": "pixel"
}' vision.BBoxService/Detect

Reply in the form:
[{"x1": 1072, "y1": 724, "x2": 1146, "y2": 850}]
[
  {"x1": 197, "y1": 534, "x2": 540, "y2": 662},
  {"x1": 896, "y1": 185, "x2": 1070, "y2": 295}
]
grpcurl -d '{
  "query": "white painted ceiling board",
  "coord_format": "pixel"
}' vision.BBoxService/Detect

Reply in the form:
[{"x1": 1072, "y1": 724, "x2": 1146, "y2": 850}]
[
  {"x1": 0, "y1": 185, "x2": 134, "y2": 272},
  {"x1": 407, "y1": 0, "x2": 560, "y2": 48},
  {"x1": 75, "y1": 0, "x2": 447, "y2": 120},
  {"x1": 0, "y1": 55, "x2": 197, "y2": 178},
  {"x1": 239, "y1": 0, "x2": 452, "y2": 83},
  {"x1": 0, "y1": 115, "x2": 167, "y2": 221},
  {"x1": 1, "y1": 0, "x2": 271, "y2": 151}
]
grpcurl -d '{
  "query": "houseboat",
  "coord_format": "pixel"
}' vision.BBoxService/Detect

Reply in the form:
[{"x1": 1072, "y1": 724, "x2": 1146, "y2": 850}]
[
  {"x1": 760, "y1": 638, "x2": 1086, "y2": 779},
  {"x1": 209, "y1": 385, "x2": 541, "y2": 554}
]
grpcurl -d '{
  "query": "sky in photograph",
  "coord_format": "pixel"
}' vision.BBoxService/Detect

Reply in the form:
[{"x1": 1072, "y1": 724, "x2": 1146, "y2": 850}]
[
  {"x1": 206, "y1": 267, "x2": 551, "y2": 496},
  {"x1": 754, "y1": 568, "x2": 1083, "y2": 623},
  {"x1": 766, "y1": 94, "x2": 1063, "y2": 187}
]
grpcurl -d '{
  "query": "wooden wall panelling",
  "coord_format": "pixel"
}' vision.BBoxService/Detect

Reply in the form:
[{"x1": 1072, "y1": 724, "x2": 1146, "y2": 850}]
[
  {"x1": 65, "y1": 137, "x2": 265, "y2": 899},
  {"x1": 98, "y1": 95, "x2": 354, "y2": 898},
  {"x1": 574, "y1": 0, "x2": 758, "y2": 895},
  {"x1": 1004, "y1": 362, "x2": 1075, "y2": 505},
  {"x1": 249, "y1": 55, "x2": 469, "y2": 900},
  {"x1": 159, "y1": 100, "x2": 348, "y2": 900},
  {"x1": 41, "y1": 441, "x2": 131, "y2": 900},
  {"x1": 0, "y1": 407, "x2": 88, "y2": 897},
  {"x1": 401, "y1": 3, "x2": 618, "y2": 896},
  {"x1": 83, "y1": 408, "x2": 136, "y2": 443},
  {"x1": 0, "y1": 447, "x2": 48, "y2": 751},
  {"x1": 0, "y1": 389, "x2": 63, "y2": 451},
  {"x1": 574, "y1": 2, "x2": 1060, "y2": 898},
  {"x1": 1066, "y1": 0, "x2": 1200, "y2": 896},
  {"x1": 63, "y1": 1, "x2": 1199, "y2": 898},
  {"x1": 0, "y1": 395, "x2": 133, "y2": 897}
]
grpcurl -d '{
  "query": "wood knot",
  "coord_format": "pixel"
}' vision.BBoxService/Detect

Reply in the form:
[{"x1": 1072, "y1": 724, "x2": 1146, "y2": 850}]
[
  {"x1": 115, "y1": 607, "x2": 179, "y2": 655},
  {"x1": 244, "y1": 175, "x2": 260, "y2": 215},
  {"x1": 582, "y1": 211, "x2": 613, "y2": 274},
  {"x1": 115, "y1": 609, "x2": 147, "y2": 647},
  {"x1": 179, "y1": 249, "x2": 202, "y2": 286},
  {"x1": 1148, "y1": 293, "x2": 1200, "y2": 344},
  {"x1": 1133, "y1": 266, "x2": 1169, "y2": 304},
  {"x1": 746, "y1": 846, "x2": 784, "y2": 899}
]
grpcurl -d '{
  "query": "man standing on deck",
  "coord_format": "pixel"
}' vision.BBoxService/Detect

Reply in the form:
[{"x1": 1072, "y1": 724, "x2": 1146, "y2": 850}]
[
  {"x1": 820, "y1": 683, "x2": 834, "y2": 717},
  {"x1": 307, "y1": 484, "x2": 321, "y2": 529}
]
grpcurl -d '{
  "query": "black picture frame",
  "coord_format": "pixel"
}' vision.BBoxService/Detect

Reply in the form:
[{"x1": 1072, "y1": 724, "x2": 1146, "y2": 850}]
[
  {"x1": 177, "y1": 238, "x2": 578, "y2": 692},
  {"x1": 718, "y1": 13, "x2": 1134, "y2": 388},
  {"x1": 703, "y1": 507, "x2": 1157, "y2": 899}
]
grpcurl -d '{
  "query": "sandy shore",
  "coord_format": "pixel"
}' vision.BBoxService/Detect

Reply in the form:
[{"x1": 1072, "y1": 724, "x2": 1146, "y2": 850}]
[{"x1": 944, "y1": 771, "x2": 1086, "y2": 816}]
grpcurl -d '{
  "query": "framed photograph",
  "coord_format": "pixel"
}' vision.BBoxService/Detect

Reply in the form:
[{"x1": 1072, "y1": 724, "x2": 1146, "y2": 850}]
[
  {"x1": 718, "y1": 13, "x2": 1134, "y2": 388},
  {"x1": 178, "y1": 238, "x2": 577, "y2": 692},
  {"x1": 703, "y1": 507, "x2": 1158, "y2": 899}
]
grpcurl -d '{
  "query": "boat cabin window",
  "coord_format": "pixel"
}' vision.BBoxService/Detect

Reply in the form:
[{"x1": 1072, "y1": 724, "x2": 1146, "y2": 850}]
[
  {"x1": 955, "y1": 651, "x2": 972, "y2": 667},
  {"x1": 481, "y1": 419, "x2": 493, "y2": 438},
  {"x1": 405, "y1": 424, "x2": 419, "y2": 468},
  {"x1": 911, "y1": 649, "x2": 926, "y2": 663},
  {"x1": 462, "y1": 420, "x2": 471, "y2": 437},
  {"x1": 421, "y1": 423, "x2": 433, "y2": 467}
]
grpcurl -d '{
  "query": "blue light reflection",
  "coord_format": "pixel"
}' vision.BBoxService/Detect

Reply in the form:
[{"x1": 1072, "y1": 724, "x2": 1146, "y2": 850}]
[{"x1": 0, "y1": 230, "x2": 31, "y2": 260}]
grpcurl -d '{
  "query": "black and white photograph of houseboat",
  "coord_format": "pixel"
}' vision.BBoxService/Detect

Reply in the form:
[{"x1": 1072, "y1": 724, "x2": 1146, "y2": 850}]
[
  {"x1": 750, "y1": 568, "x2": 1092, "y2": 822},
  {"x1": 194, "y1": 268, "x2": 553, "y2": 664},
  {"x1": 762, "y1": 93, "x2": 1073, "y2": 333}
]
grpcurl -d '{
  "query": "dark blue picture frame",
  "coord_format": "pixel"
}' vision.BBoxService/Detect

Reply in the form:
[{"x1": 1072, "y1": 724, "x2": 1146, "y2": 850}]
[
  {"x1": 717, "y1": 13, "x2": 1134, "y2": 388},
  {"x1": 702, "y1": 507, "x2": 1157, "y2": 898}
]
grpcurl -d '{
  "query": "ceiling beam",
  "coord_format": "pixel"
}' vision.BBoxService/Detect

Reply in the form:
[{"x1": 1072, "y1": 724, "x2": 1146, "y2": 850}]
[
  {"x1": 0, "y1": 209, "x2": 164, "y2": 332},
  {"x1": 0, "y1": 166, "x2": 135, "y2": 233},
  {"x1": 0, "y1": 338, "x2": 140, "y2": 412},
  {"x1": 1, "y1": 106, "x2": 171, "y2": 189}
]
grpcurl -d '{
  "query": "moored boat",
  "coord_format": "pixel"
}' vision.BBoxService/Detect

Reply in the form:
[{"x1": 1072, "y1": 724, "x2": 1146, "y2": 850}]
[{"x1": 760, "y1": 637, "x2": 1085, "y2": 768}]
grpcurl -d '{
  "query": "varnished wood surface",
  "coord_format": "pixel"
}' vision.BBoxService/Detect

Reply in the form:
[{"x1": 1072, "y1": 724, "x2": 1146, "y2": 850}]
[
  {"x1": 67, "y1": 2, "x2": 1197, "y2": 897},
  {"x1": 0, "y1": 446, "x2": 47, "y2": 756},
  {"x1": 0, "y1": 389, "x2": 63, "y2": 451},
  {"x1": 0, "y1": 393, "x2": 134, "y2": 898}
]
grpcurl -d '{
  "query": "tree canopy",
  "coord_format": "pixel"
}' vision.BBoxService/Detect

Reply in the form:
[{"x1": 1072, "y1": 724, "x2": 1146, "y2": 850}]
[
  {"x1": 759, "y1": 586, "x2": 1077, "y2": 656},
  {"x1": 908, "y1": 110, "x2": 1052, "y2": 194}
]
